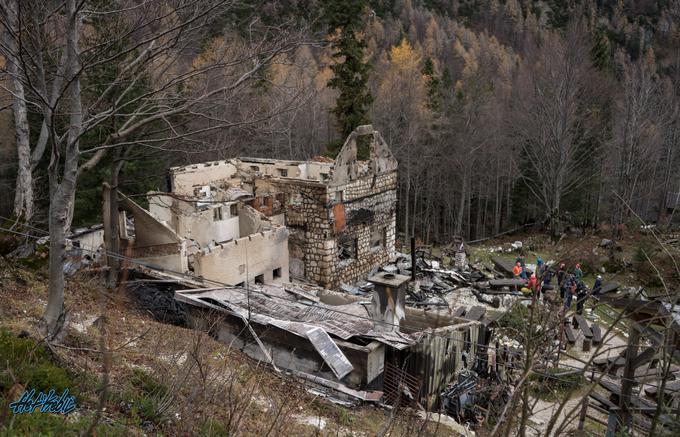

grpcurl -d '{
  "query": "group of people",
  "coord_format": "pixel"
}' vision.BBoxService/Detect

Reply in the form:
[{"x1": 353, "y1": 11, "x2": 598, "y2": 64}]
[{"x1": 512, "y1": 255, "x2": 603, "y2": 315}]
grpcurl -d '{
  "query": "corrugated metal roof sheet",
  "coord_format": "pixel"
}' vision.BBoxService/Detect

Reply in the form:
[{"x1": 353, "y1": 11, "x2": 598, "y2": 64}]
[
  {"x1": 306, "y1": 327, "x2": 354, "y2": 379},
  {"x1": 175, "y1": 286, "x2": 419, "y2": 348}
]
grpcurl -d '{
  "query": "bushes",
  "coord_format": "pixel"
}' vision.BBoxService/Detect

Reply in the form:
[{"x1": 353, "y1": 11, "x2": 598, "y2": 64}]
[
  {"x1": 113, "y1": 368, "x2": 172, "y2": 426},
  {"x1": 529, "y1": 367, "x2": 585, "y2": 400},
  {"x1": 0, "y1": 329, "x2": 118, "y2": 436},
  {"x1": 0, "y1": 329, "x2": 74, "y2": 395},
  {"x1": 497, "y1": 304, "x2": 529, "y2": 333},
  {"x1": 1, "y1": 410, "x2": 127, "y2": 437}
]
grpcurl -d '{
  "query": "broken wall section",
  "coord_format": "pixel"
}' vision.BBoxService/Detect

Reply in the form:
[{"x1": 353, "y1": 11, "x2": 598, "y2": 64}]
[
  {"x1": 148, "y1": 194, "x2": 241, "y2": 247},
  {"x1": 192, "y1": 205, "x2": 290, "y2": 286},
  {"x1": 116, "y1": 193, "x2": 188, "y2": 273},
  {"x1": 328, "y1": 171, "x2": 398, "y2": 288},
  {"x1": 169, "y1": 160, "x2": 240, "y2": 196}
]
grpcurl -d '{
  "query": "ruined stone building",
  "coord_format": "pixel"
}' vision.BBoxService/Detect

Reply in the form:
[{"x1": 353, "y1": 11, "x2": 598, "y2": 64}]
[
  {"x1": 162, "y1": 125, "x2": 398, "y2": 288},
  {"x1": 106, "y1": 186, "x2": 290, "y2": 287}
]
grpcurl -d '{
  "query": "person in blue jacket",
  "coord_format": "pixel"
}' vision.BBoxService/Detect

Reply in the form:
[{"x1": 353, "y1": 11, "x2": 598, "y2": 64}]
[{"x1": 593, "y1": 275, "x2": 603, "y2": 296}]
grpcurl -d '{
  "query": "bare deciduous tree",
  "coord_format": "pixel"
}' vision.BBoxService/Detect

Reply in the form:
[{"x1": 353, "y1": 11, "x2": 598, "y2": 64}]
[
  {"x1": 511, "y1": 22, "x2": 596, "y2": 239},
  {"x1": 609, "y1": 51, "x2": 669, "y2": 232},
  {"x1": 0, "y1": 0, "x2": 306, "y2": 340}
]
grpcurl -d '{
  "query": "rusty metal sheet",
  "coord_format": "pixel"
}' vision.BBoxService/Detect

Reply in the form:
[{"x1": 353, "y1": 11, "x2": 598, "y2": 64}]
[
  {"x1": 306, "y1": 327, "x2": 354, "y2": 379},
  {"x1": 333, "y1": 203, "x2": 345, "y2": 234}
]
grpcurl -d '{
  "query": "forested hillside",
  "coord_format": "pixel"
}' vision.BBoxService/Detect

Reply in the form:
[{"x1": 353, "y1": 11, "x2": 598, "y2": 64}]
[
  {"x1": 2, "y1": 3, "x2": 680, "y2": 436},
  {"x1": 2, "y1": 0, "x2": 679, "y2": 243}
]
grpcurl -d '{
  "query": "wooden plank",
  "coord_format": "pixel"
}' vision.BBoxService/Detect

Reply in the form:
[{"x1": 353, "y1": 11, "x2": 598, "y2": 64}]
[
  {"x1": 591, "y1": 324, "x2": 602, "y2": 344},
  {"x1": 488, "y1": 279, "x2": 525, "y2": 288},
  {"x1": 482, "y1": 311, "x2": 505, "y2": 327},
  {"x1": 599, "y1": 296, "x2": 668, "y2": 318},
  {"x1": 564, "y1": 325, "x2": 577, "y2": 344},
  {"x1": 593, "y1": 357, "x2": 609, "y2": 366},
  {"x1": 574, "y1": 315, "x2": 593, "y2": 338},
  {"x1": 284, "y1": 287, "x2": 320, "y2": 302},
  {"x1": 491, "y1": 257, "x2": 515, "y2": 276},
  {"x1": 608, "y1": 356, "x2": 626, "y2": 368},
  {"x1": 594, "y1": 356, "x2": 626, "y2": 370},
  {"x1": 598, "y1": 379, "x2": 622, "y2": 395},
  {"x1": 644, "y1": 379, "x2": 680, "y2": 398},
  {"x1": 589, "y1": 392, "x2": 617, "y2": 409},
  {"x1": 464, "y1": 306, "x2": 486, "y2": 321},
  {"x1": 630, "y1": 347, "x2": 656, "y2": 369},
  {"x1": 600, "y1": 282, "x2": 620, "y2": 294},
  {"x1": 634, "y1": 364, "x2": 663, "y2": 381},
  {"x1": 634, "y1": 323, "x2": 663, "y2": 346}
]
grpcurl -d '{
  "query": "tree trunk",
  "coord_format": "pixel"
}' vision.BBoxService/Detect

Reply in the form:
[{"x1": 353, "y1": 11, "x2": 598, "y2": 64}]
[
  {"x1": 10, "y1": 73, "x2": 33, "y2": 221},
  {"x1": 105, "y1": 151, "x2": 125, "y2": 288},
  {"x1": 44, "y1": 185, "x2": 69, "y2": 340},
  {"x1": 494, "y1": 160, "x2": 502, "y2": 234},
  {"x1": 3, "y1": 4, "x2": 34, "y2": 221},
  {"x1": 43, "y1": 0, "x2": 82, "y2": 341},
  {"x1": 404, "y1": 170, "x2": 410, "y2": 244},
  {"x1": 505, "y1": 173, "x2": 512, "y2": 230},
  {"x1": 455, "y1": 167, "x2": 468, "y2": 237}
]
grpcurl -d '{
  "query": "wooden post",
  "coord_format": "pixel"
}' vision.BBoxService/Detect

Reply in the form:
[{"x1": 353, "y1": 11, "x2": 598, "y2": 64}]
[
  {"x1": 577, "y1": 397, "x2": 589, "y2": 435},
  {"x1": 410, "y1": 237, "x2": 416, "y2": 281},
  {"x1": 582, "y1": 337, "x2": 591, "y2": 352},
  {"x1": 606, "y1": 407, "x2": 620, "y2": 437},
  {"x1": 620, "y1": 322, "x2": 640, "y2": 431}
]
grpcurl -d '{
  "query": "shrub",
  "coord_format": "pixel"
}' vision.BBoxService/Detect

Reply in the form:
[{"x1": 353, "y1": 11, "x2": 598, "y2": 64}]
[
  {"x1": 529, "y1": 367, "x2": 585, "y2": 400},
  {"x1": 200, "y1": 418, "x2": 228, "y2": 436},
  {"x1": 0, "y1": 329, "x2": 75, "y2": 395}
]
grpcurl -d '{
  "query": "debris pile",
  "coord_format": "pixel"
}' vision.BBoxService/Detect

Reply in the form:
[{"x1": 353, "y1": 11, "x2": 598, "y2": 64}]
[
  {"x1": 378, "y1": 248, "x2": 527, "y2": 311},
  {"x1": 440, "y1": 366, "x2": 512, "y2": 429}
]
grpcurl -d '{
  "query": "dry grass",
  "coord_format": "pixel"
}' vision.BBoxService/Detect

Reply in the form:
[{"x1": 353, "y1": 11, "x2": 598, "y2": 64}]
[{"x1": 0, "y1": 260, "x2": 456, "y2": 436}]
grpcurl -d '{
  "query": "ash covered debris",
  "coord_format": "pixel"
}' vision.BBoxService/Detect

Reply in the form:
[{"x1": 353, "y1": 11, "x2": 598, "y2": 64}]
[{"x1": 376, "y1": 243, "x2": 524, "y2": 312}]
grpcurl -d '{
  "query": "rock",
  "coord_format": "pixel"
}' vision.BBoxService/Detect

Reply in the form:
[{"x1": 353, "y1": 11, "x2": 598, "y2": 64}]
[{"x1": 600, "y1": 239, "x2": 614, "y2": 248}]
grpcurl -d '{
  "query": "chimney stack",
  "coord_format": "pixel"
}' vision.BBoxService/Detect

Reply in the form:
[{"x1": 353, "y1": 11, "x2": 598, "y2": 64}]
[{"x1": 367, "y1": 272, "x2": 409, "y2": 332}]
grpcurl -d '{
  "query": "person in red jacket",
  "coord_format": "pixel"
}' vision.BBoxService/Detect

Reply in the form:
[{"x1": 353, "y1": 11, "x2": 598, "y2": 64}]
[{"x1": 528, "y1": 273, "x2": 538, "y2": 296}]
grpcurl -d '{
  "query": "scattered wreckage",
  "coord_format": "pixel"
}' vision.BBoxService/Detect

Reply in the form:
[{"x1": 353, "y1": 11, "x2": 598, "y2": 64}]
[
  {"x1": 56, "y1": 126, "x2": 530, "y2": 431},
  {"x1": 119, "y1": 240, "x2": 526, "y2": 433}
]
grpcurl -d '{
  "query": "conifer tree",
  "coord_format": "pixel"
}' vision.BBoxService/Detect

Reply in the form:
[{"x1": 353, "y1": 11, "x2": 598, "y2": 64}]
[
  {"x1": 324, "y1": 0, "x2": 373, "y2": 157},
  {"x1": 422, "y1": 57, "x2": 442, "y2": 113},
  {"x1": 592, "y1": 30, "x2": 613, "y2": 73}
]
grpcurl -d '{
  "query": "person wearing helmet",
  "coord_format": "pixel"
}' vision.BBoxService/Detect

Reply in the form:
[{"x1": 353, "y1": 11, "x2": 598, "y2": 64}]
[
  {"x1": 593, "y1": 275, "x2": 603, "y2": 295},
  {"x1": 528, "y1": 272, "x2": 537, "y2": 295},
  {"x1": 516, "y1": 254, "x2": 527, "y2": 279},
  {"x1": 563, "y1": 274, "x2": 576, "y2": 309},
  {"x1": 574, "y1": 263, "x2": 583, "y2": 281},
  {"x1": 536, "y1": 257, "x2": 544, "y2": 276}
]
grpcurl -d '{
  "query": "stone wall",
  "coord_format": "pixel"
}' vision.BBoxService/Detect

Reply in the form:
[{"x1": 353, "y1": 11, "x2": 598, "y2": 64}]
[
  {"x1": 255, "y1": 179, "x2": 331, "y2": 284},
  {"x1": 260, "y1": 171, "x2": 397, "y2": 288},
  {"x1": 325, "y1": 171, "x2": 397, "y2": 288}
]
